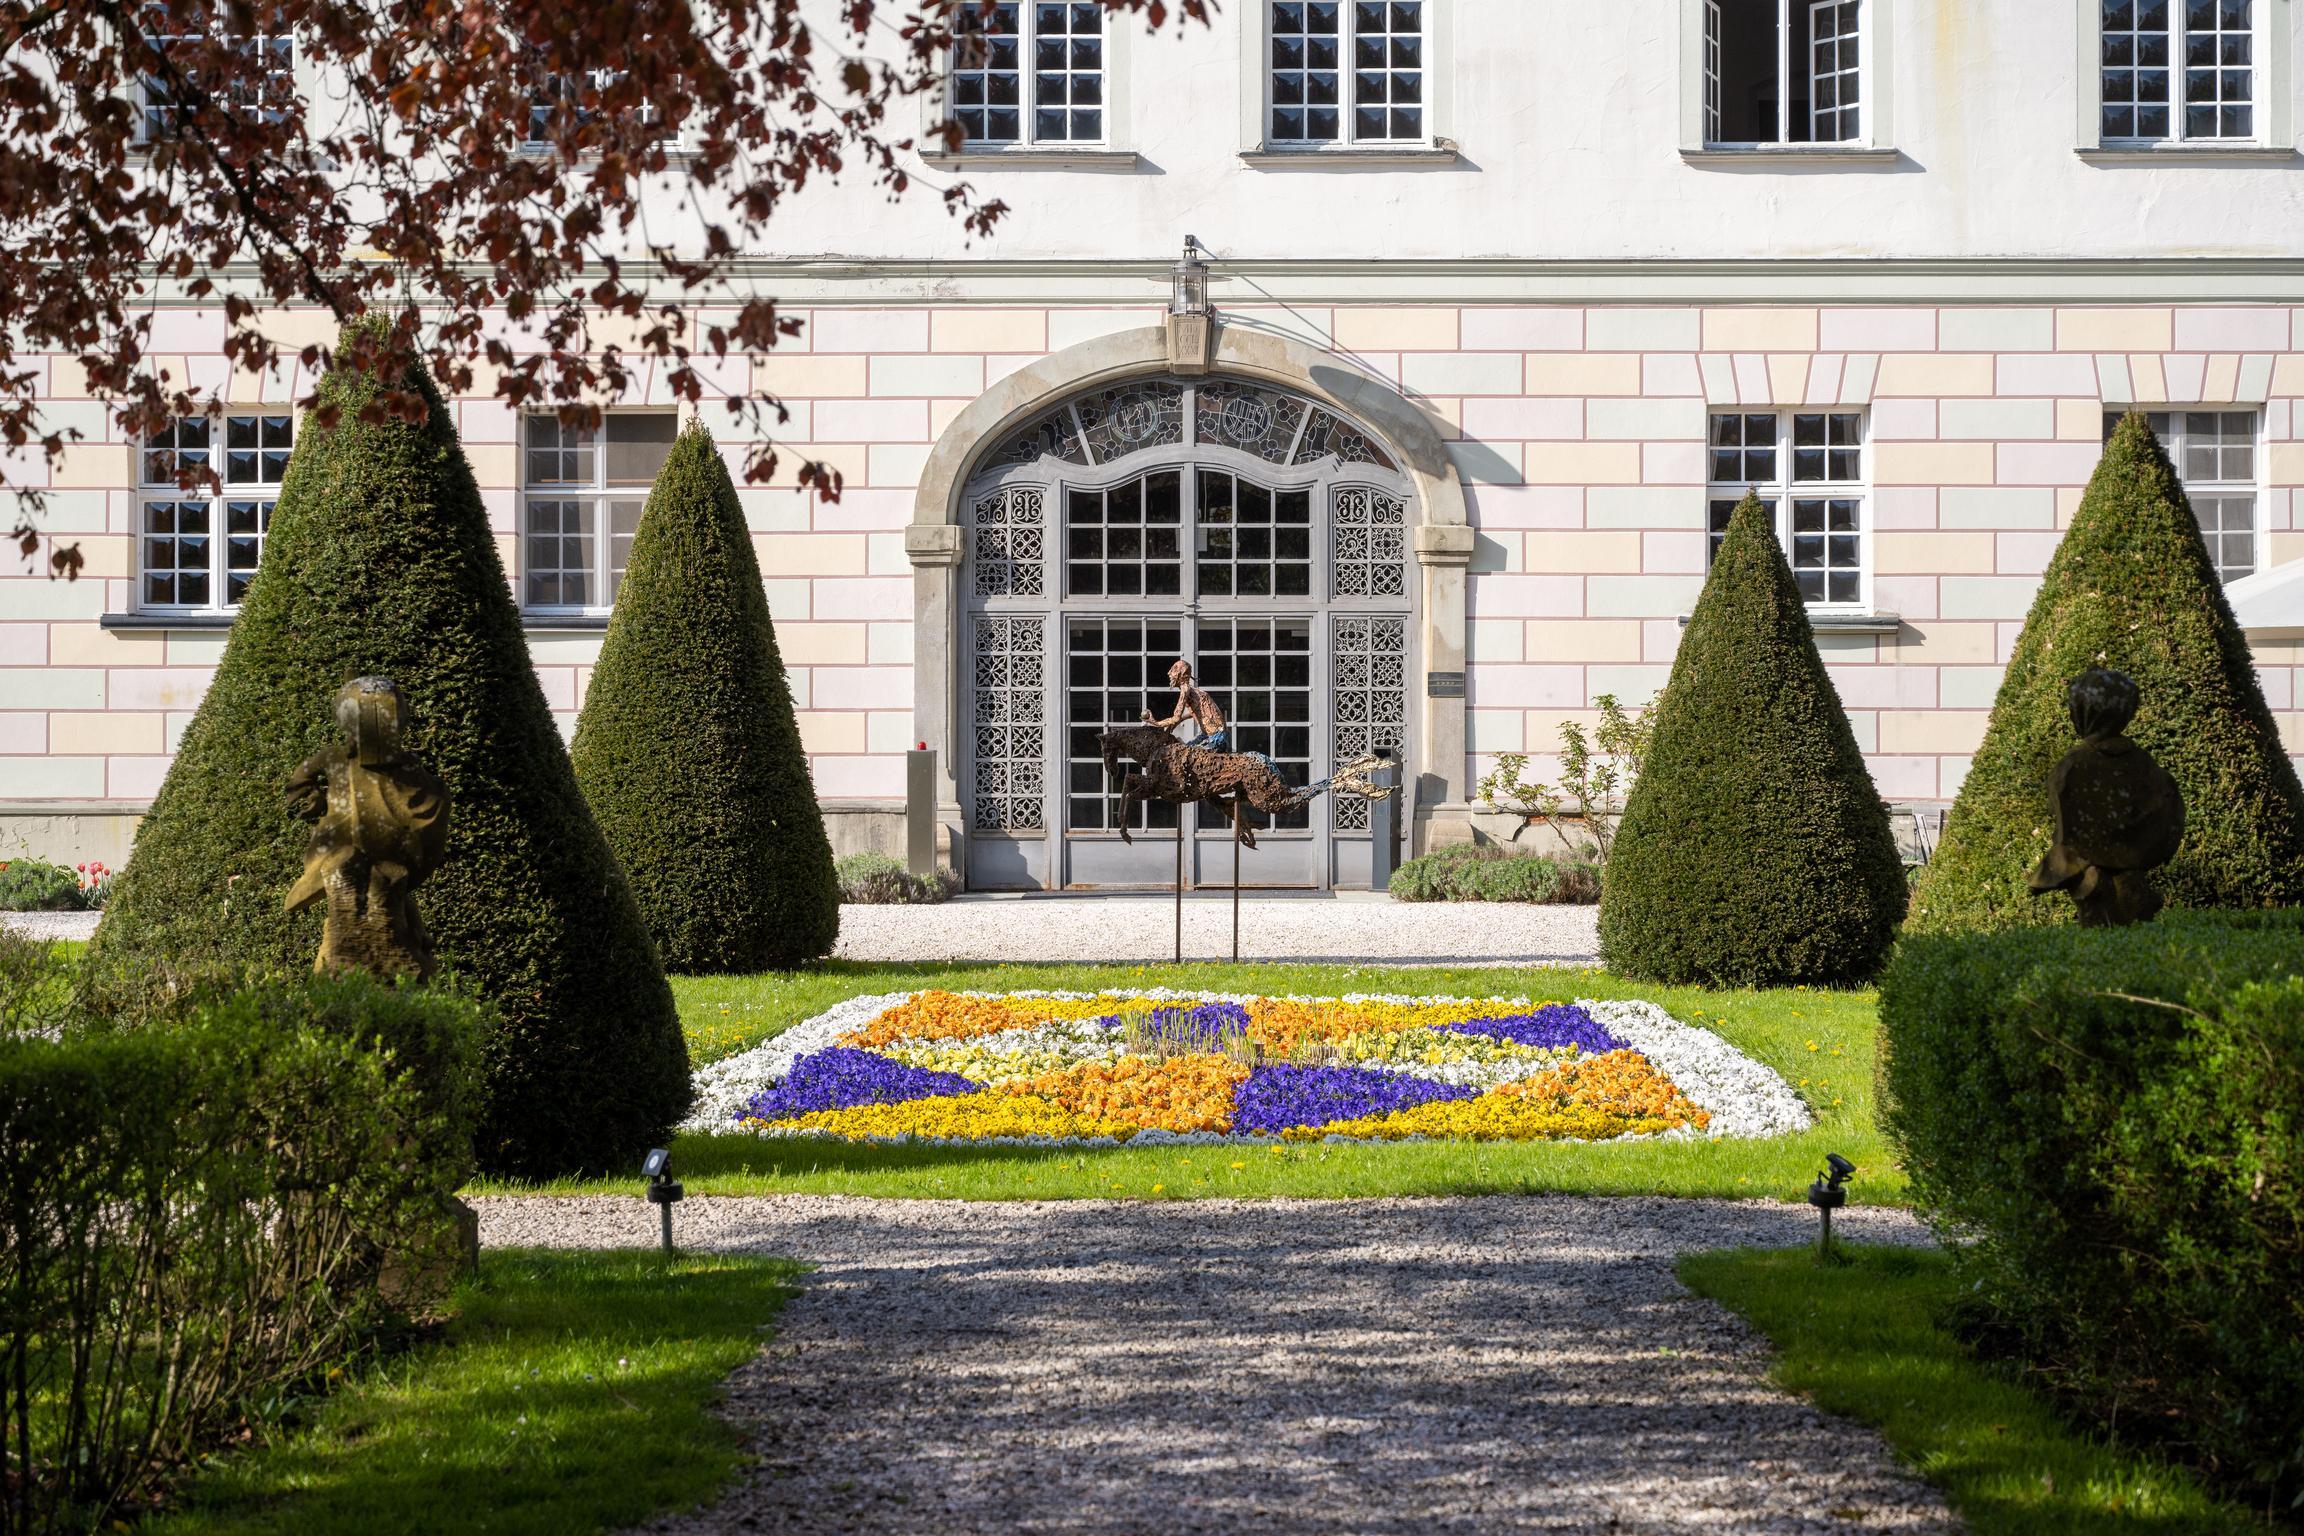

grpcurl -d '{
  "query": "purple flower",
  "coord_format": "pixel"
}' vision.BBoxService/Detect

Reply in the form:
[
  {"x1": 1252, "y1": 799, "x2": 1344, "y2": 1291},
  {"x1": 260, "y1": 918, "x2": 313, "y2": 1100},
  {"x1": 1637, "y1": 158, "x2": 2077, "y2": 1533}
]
[
  {"x1": 736, "y1": 1048, "x2": 976, "y2": 1124},
  {"x1": 1099, "y1": 1001, "x2": 1253, "y2": 1052},
  {"x1": 1231, "y1": 1064, "x2": 1477, "y2": 1135},
  {"x1": 1440, "y1": 1004, "x2": 1624, "y2": 1055}
]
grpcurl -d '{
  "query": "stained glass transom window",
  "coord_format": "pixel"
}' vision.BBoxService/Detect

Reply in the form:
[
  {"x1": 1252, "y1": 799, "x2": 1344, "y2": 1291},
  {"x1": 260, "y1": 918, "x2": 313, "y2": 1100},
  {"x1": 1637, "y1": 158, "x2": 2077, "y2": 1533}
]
[
  {"x1": 988, "y1": 379, "x2": 1398, "y2": 473},
  {"x1": 974, "y1": 615, "x2": 1048, "y2": 831},
  {"x1": 1331, "y1": 616, "x2": 1407, "y2": 831}
]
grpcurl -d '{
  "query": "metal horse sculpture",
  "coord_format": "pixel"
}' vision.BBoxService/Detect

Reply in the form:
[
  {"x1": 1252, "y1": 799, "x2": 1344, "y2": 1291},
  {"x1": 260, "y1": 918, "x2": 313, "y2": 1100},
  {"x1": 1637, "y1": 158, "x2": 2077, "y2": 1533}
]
[{"x1": 1097, "y1": 723, "x2": 1392, "y2": 849}]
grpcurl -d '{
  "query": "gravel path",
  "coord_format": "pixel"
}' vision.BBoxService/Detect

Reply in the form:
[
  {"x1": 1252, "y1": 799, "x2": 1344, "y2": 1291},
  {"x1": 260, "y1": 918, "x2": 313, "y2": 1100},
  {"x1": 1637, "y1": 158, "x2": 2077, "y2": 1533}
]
[
  {"x1": 0, "y1": 910, "x2": 99, "y2": 941},
  {"x1": 5, "y1": 900, "x2": 1599, "y2": 966},
  {"x1": 475, "y1": 1196, "x2": 1954, "y2": 1535},
  {"x1": 835, "y1": 897, "x2": 1600, "y2": 966}
]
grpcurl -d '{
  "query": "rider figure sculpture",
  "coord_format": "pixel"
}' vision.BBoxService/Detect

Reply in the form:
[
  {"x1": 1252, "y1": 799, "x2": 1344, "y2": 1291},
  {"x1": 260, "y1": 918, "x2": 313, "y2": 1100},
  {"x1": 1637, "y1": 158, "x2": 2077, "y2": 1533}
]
[{"x1": 1142, "y1": 659, "x2": 1279, "y2": 770}]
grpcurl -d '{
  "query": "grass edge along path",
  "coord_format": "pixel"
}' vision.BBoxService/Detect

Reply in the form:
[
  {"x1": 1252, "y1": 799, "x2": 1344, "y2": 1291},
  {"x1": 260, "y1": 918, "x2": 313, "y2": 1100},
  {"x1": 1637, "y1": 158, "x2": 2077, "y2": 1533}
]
[
  {"x1": 143, "y1": 1249, "x2": 802, "y2": 1536},
  {"x1": 1678, "y1": 1245, "x2": 2253, "y2": 1535},
  {"x1": 474, "y1": 959, "x2": 1898, "y2": 1204}
]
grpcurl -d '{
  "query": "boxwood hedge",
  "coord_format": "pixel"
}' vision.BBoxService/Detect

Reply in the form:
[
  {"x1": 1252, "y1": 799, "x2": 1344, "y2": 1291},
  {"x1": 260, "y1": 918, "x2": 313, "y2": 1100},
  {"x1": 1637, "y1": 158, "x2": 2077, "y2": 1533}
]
[
  {"x1": 88, "y1": 320, "x2": 688, "y2": 1178},
  {"x1": 571, "y1": 422, "x2": 839, "y2": 971},
  {"x1": 1599, "y1": 491, "x2": 1906, "y2": 985},
  {"x1": 1879, "y1": 910, "x2": 2304, "y2": 1502}
]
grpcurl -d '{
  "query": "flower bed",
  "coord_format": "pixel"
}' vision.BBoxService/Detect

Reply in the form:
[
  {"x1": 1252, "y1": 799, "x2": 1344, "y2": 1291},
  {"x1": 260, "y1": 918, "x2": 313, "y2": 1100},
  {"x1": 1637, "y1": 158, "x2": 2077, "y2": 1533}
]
[{"x1": 688, "y1": 990, "x2": 1814, "y2": 1147}]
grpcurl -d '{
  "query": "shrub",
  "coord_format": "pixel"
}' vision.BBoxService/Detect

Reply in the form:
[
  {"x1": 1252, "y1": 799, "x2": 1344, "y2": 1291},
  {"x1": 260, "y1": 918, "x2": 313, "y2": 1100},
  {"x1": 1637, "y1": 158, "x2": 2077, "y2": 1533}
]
[
  {"x1": 0, "y1": 933, "x2": 487, "y2": 1531},
  {"x1": 1910, "y1": 413, "x2": 2304, "y2": 933},
  {"x1": 1475, "y1": 692, "x2": 1656, "y2": 860},
  {"x1": 1599, "y1": 491, "x2": 1906, "y2": 985},
  {"x1": 0, "y1": 858, "x2": 83, "y2": 911},
  {"x1": 835, "y1": 851, "x2": 957, "y2": 905},
  {"x1": 572, "y1": 423, "x2": 840, "y2": 971},
  {"x1": 1386, "y1": 842, "x2": 1600, "y2": 904},
  {"x1": 1879, "y1": 911, "x2": 2304, "y2": 1503},
  {"x1": 87, "y1": 319, "x2": 687, "y2": 1179}
]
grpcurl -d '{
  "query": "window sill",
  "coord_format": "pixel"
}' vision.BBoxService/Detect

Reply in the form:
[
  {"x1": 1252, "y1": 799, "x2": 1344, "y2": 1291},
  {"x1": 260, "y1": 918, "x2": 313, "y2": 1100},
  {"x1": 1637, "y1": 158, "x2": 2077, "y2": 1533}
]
[
  {"x1": 1676, "y1": 610, "x2": 1902, "y2": 635},
  {"x1": 102, "y1": 611, "x2": 234, "y2": 630},
  {"x1": 919, "y1": 147, "x2": 1142, "y2": 170},
  {"x1": 1241, "y1": 141, "x2": 1462, "y2": 167},
  {"x1": 2076, "y1": 144, "x2": 2297, "y2": 165},
  {"x1": 1680, "y1": 146, "x2": 1903, "y2": 167},
  {"x1": 520, "y1": 613, "x2": 610, "y2": 631}
]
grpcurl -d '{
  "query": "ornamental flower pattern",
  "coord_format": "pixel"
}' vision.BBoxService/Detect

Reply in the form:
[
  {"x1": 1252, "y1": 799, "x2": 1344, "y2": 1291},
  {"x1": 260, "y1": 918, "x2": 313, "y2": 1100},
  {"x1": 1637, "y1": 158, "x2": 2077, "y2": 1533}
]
[{"x1": 720, "y1": 991, "x2": 1775, "y2": 1146}]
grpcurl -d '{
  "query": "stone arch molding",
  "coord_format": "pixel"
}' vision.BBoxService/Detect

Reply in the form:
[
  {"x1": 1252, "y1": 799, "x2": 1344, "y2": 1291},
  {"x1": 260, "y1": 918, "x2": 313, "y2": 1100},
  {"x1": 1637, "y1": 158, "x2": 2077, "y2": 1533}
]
[
  {"x1": 905, "y1": 323, "x2": 1476, "y2": 879},
  {"x1": 909, "y1": 324, "x2": 1468, "y2": 536}
]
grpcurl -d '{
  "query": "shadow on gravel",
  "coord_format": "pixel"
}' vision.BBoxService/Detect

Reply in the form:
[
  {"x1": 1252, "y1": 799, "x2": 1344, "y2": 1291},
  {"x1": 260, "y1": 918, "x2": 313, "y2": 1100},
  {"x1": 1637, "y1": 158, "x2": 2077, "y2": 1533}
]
[{"x1": 633, "y1": 1197, "x2": 1948, "y2": 1536}]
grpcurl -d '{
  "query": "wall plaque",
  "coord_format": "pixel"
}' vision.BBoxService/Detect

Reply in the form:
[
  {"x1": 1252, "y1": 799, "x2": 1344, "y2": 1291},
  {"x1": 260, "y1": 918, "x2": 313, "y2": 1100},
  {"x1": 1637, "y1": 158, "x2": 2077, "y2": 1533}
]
[{"x1": 1426, "y1": 671, "x2": 1466, "y2": 699}]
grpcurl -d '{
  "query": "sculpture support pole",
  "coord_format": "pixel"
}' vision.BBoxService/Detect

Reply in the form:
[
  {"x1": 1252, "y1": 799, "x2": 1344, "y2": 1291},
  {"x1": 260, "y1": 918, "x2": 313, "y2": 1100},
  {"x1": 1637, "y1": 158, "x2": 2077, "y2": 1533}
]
[
  {"x1": 1231, "y1": 802, "x2": 1242, "y2": 964},
  {"x1": 1174, "y1": 808, "x2": 1184, "y2": 965}
]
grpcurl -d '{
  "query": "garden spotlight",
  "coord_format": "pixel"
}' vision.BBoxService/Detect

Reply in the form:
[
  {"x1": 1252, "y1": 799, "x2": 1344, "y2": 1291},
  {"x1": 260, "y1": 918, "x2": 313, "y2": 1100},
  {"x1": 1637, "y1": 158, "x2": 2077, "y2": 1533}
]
[
  {"x1": 1808, "y1": 1153, "x2": 1854, "y2": 1258},
  {"x1": 644, "y1": 1147, "x2": 684, "y2": 1255}
]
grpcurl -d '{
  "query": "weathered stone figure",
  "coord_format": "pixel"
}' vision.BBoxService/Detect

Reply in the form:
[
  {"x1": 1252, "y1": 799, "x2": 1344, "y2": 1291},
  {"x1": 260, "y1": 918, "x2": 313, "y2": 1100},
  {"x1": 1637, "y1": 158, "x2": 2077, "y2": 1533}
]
[
  {"x1": 285, "y1": 676, "x2": 451, "y2": 979},
  {"x1": 2027, "y1": 667, "x2": 2185, "y2": 927}
]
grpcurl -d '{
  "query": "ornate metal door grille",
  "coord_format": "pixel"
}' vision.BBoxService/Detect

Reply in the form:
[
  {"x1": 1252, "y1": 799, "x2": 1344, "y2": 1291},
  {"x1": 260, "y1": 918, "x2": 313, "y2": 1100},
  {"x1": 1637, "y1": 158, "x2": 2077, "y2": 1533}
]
[{"x1": 961, "y1": 375, "x2": 1415, "y2": 888}]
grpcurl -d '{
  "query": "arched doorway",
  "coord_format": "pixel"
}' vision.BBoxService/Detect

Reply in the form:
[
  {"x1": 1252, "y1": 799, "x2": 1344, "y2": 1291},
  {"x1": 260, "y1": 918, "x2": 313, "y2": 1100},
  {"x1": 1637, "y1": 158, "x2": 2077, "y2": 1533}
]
[{"x1": 958, "y1": 375, "x2": 1415, "y2": 891}]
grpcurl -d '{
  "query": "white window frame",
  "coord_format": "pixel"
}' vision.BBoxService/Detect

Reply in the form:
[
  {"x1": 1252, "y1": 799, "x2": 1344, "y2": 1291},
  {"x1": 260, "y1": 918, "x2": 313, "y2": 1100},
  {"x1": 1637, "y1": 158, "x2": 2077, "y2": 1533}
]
[
  {"x1": 132, "y1": 8, "x2": 304, "y2": 147},
  {"x1": 1243, "y1": 1, "x2": 1450, "y2": 156},
  {"x1": 136, "y1": 411, "x2": 294, "y2": 614},
  {"x1": 518, "y1": 413, "x2": 676, "y2": 614},
  {"x1": 2097, "y1": 0, "x2": 2258, "y2": 145},
  {"x1": 2078, "y1": 0, "x2": 2289, "y2": 151},
  {"x1": 2107, "y1": 408, "x2": 2263, "y2": 582},
  {"x1": 1705, "y1": 409, "x2": 1871, "y2": 610},
  {"x1": 946, "y1": 2, "x2": 1109, "y2": 150},
  {"x1": 1696, "y1": 0, "x2": 1870, "y2": 148}
]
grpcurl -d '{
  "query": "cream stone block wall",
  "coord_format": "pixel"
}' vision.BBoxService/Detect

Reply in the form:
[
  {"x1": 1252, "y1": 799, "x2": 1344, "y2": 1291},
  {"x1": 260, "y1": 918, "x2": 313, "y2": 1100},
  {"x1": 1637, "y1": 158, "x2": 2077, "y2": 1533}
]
[{"x1": 6, "y1": 297, "x2": 2304, "y2": 869}]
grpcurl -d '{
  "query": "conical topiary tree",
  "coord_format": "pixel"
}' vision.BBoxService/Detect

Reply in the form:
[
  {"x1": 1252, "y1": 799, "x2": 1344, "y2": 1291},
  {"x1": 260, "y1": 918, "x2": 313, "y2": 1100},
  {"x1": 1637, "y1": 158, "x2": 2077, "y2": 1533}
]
[
  {"x1": 1909, "y1": 412, "x2": 2304, "y2": 933},
  {"x1": 1598, "y1": 491, "x2": 1908, "y2": 985},
  {"x1": 571, "y1": 422, "x2": 838, "y2": 971},
  {"x1": 89, "y1": 319, "x2": 690, "y2": 1178}
]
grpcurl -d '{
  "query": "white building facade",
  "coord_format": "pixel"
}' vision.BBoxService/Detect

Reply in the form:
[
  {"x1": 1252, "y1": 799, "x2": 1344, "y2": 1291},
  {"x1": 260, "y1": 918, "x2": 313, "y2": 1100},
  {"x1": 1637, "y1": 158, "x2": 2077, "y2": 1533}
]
[{"x1": 6, "y1": 0, "x2": 2304, "y2": 889}]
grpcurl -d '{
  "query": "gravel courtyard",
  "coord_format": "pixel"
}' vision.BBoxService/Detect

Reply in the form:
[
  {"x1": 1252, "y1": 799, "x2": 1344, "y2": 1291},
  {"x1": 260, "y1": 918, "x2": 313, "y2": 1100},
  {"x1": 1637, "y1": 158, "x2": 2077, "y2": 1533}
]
[
  {"x1": 5, "y1": 899, "x2": 1602, "y2": 966},
  {"x1": 475, "y1": 1195, "x2": 1953, "y2": 1536},
  {"x1": 830, "y1": 896, "x2": 1601, "y2": 965}
]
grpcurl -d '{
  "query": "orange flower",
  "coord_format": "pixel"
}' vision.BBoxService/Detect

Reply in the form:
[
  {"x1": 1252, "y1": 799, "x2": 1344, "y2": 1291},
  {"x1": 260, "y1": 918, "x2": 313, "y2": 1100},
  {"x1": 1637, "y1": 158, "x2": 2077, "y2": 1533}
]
[{"x1": 999, "y1": 1054, "x2": 1249, "y2": 1134}]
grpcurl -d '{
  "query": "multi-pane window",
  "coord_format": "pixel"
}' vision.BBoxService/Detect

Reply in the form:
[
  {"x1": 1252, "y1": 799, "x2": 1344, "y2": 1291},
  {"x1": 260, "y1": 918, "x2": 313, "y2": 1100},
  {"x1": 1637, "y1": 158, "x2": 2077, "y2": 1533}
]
[
  {"x1": 1270, "y1": 2, "x2": 1424, "y2": 145},
  {"x1": 1066, "y1": 471, "x2": 1184, "y2": 597},
  {"x1": 139, "y1": 413, "x2": 293, "y2": 609},
  {"x1": 1707, "y1": 411, "x2": 1866, "y2": 605},
  {"x1": 952, "y1": 3, "x2": 1104, "y2": 146},
  {"x1": 1197, "y1": 472, "x2": 1314, "y2": 597},
  {"x1": 2106, "y1": 410, "x2": 2258, "y2": 580},
  {"x1": 1197, "y1": 619, "x2": 1315, "y2": 831},
  {"x1": 2102, "y1": 0, "x2": 2254, "y2": 142},
  {"x1": 1704, "y1": 0, "x2": 1863, "y2": 145},
  {"x1": 1066, "y1": 617, "x2": 1184, "y2": 832},
  {"x1": 521, "y1": 415, "x2": 676, "y2": 609},
  {"x1": 138, "y1": 11, "x2": 297, "y2": 141}
]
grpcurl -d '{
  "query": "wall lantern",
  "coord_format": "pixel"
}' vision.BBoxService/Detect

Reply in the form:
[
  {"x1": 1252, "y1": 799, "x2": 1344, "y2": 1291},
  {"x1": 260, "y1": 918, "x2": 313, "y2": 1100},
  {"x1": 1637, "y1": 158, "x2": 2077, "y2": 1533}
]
[{"x1": 1166, "y1": 235, "x2": 1216, "y2": 375}]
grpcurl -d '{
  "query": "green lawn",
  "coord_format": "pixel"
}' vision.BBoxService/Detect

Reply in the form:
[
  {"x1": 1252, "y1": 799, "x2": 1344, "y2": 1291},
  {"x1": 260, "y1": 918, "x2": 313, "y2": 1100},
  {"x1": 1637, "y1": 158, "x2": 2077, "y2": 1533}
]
[
  {"x1": 1679, "y1": 1245, "x2": 2252, "y2": 1534},
  {"x1": 145, "y1": 1249, "x2": 801, "y2": 1536},
  {"x1": 474, "y1": 959, "x2": 1900, "y2": 1204}
]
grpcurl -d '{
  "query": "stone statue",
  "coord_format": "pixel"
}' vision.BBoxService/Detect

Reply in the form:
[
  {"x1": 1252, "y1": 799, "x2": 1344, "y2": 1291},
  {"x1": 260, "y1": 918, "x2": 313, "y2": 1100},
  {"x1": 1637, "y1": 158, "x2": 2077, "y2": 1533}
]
[
  {"x1": 285, "y1": 677, "x2": 451, "y2": 980},
  {"x1": 2027, "y1": 667, "x2": 2185, "y2": 927}
]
